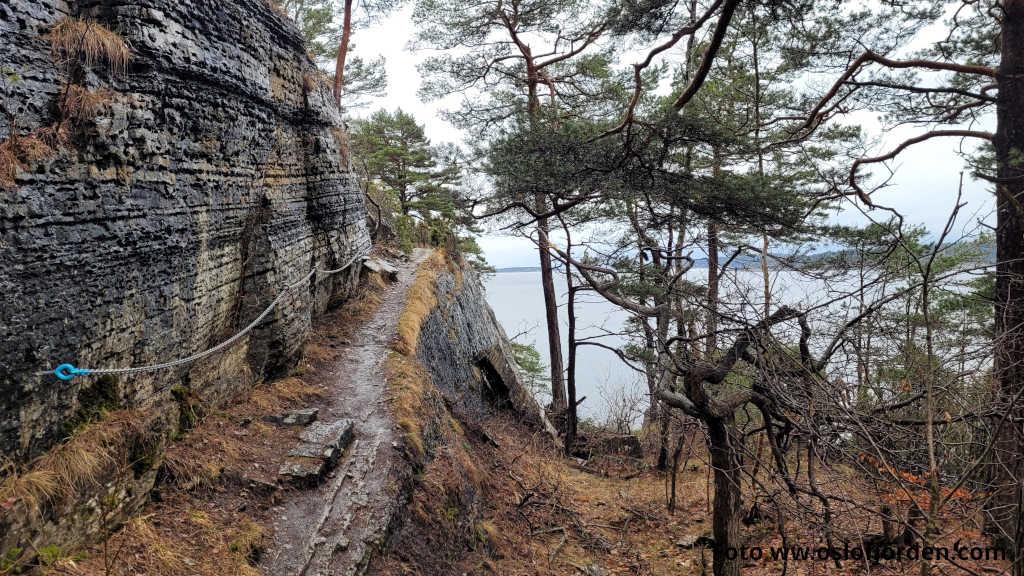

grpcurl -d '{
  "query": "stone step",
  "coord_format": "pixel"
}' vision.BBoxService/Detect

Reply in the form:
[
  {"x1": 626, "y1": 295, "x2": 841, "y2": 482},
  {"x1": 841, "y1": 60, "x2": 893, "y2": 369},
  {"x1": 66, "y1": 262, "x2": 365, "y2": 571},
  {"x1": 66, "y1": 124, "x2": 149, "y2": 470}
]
[
  {"x1": 362, "y1": 258, "x2": 399, "y2": 281},
  {"x1": 278, "y1": 419, "x2": 355, "y2": 486},
  {"x1": 263, "y1": 407, "x2": 319, "y2": 426}
]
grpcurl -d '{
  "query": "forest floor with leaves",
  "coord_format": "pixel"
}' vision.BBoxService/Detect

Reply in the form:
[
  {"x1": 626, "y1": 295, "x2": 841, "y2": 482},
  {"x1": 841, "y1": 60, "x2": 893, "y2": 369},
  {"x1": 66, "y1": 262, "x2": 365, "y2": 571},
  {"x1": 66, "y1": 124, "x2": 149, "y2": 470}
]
[{"x1": 370, "y1": 410, "x2": 1010, "y2": 576}]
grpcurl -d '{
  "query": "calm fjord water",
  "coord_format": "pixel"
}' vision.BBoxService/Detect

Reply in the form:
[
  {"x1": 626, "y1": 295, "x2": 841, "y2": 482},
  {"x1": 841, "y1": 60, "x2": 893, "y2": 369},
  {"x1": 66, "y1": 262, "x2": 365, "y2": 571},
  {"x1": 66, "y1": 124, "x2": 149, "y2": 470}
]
[{"x1": 483, "y1": 267, "x2": 839, "y2": 422}]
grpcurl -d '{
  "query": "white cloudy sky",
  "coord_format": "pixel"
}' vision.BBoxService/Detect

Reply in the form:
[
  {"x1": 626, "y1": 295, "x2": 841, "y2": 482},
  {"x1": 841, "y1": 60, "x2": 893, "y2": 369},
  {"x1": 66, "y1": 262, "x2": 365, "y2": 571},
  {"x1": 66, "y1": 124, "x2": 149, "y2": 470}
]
[{"x1": 350, "y1": 5, "x2": 995, "y2": 268}]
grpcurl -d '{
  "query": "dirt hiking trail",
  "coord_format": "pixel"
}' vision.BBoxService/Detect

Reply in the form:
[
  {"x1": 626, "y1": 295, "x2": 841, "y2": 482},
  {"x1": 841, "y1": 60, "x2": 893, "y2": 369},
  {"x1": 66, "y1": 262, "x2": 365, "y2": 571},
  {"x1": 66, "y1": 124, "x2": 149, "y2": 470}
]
[{"x1": 262, "y1": 248, "x2": 432, "y2": 576}]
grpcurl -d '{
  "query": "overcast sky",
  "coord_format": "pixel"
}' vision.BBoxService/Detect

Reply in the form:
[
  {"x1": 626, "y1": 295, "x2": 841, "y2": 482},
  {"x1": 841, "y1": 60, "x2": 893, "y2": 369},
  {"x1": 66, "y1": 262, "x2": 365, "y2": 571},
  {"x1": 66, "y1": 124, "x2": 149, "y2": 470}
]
[{"x1": 351, "y1": 5, "x2": 995, "y2": 268}]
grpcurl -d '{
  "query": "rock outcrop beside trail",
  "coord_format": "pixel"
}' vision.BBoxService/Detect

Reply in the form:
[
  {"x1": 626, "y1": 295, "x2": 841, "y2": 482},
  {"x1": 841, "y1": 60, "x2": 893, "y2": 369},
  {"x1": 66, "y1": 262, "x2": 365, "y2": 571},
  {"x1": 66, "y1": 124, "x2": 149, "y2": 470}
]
[
  {"x1": 416, "y1": 267, "x2": 545, "y2": 423},
  {"x1": 370, "y1": 259, "x2": 554, "y2": 574},
  {"x1": 0, "y1": 0, "x2": 368, "y2": 558},
  {"x1": 0, "y1": 0, "x2": 369, "y2": 461}
]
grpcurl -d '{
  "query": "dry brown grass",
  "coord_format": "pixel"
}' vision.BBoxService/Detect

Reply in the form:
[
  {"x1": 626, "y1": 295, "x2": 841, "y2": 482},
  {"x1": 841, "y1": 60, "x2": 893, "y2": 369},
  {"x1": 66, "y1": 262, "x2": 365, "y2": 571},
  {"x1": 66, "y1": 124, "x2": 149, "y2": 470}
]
[
  {"x1": 0, "y1": 138, "x2": 24, "y2": 189},
  {"x1": 0, "y1": 410, "x2": 143, "y2": 521},
  {"x1": 385, "y1": 253, "x2": 456, "y2": 458},
  {"x1": 386, "y1": 352, "x2": 432, "y2": 458},
  {"x1": 59, "y1": 84, "x2": 110, "y2": 125},
  {"x1": 17, "y1": 131, "x2": 58, "y2": 160},
  {"x1": 368, "y1": 409, "x2": 713, "y2": 576},
  {"x1": 1, "y1": 18, "x2": 127, "y2": 191},
  {"x1": 0, "y1": 461, "x2": 58, "y2": 517},
  {"x1": 34, "y1": 441, "x2": 108, "y2": 498},
  {"x1": 48, "y1": 18, "x2": 130, "y2": 75},
  {"x1": 302, "y1": 340, "x2": 337, "y2": 362},
  {"x1": 248, "y1": 376, "x2": 324, "y2": 413},
  {"x1": 59, "y1": 510, "x2": 264, "y2": 576},
  {"x1": 160, "y1": 447, "x2": 224, "y2": 492},
  {"x1": 1, "y1": 58, "x2": 112, "y2": 191},
  {"x1": 36, "y1": 410, "x2": 141, "y2": 496},
  {"x1": 160, "y1": 373, "x2": 322, "y2": 493},
  {"x1": 373, "y1": 409, "x2": 1013, "y2": 576},
  {"x1": 448, "y1": 253, "x2": 464, "y2": 290},
  {"x1": 384, "y1": 246, "x2": 483, "y2": 466},
  {"x1": 60, "y1": 380, "x2": 290, "y2": 576},
  {"x1": 118, "y1": 516, "x2": 189, "y2": 574},
  {"x1": 0, "y1": 131, "x2": 55, "y2": 189},
  {"x1": 354, "y1": 271, "x2": 387, "y2": 310},
  {"x1": 394, "y1": 250, "x2": 446, "y2": 356},
  {"x1": 228, "y1": 520, "x2": 264, "y2": 560}
]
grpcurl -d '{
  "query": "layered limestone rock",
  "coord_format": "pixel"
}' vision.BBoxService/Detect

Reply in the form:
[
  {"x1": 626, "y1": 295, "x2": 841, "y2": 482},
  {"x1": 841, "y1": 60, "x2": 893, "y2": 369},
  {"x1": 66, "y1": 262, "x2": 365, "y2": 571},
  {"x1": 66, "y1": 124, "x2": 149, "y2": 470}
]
[
  {"x1": 0, "y1": 0, "x2": 369, "y2": 557},
  {"x1": 378, "y1": 261, "x2": 548, "y2": 572},
  {"x1": 0, "y1": 0, "x2": 369, "y2": 460}
]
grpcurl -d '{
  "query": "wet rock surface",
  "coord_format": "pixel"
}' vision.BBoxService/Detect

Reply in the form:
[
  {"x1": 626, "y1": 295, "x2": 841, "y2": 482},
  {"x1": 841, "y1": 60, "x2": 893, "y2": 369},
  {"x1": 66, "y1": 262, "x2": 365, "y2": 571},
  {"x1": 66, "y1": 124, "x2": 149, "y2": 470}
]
[
  {"x1": 264, "y1": 407, "x2": 320, "y2": 427},
  {"x1": 362, "y1": 257, "x2": 399, "y2": 281},
  {"x1": 279, "y1": 419, "x2": 355, "y2": 486},
  {"x1": 416, "y1": 268, "x2": 546, "y2": 422},
  {"x1": 279, "y1": 457, "x2": 328, "y2": 487}
]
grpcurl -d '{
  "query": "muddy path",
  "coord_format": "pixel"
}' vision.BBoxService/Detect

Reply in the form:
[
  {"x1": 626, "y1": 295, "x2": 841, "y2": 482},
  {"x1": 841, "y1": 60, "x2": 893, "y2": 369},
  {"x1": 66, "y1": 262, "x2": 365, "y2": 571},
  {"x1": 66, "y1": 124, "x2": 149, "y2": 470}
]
[{"x1": 262, "y1": 248, "x2": 431, "y2": 576}]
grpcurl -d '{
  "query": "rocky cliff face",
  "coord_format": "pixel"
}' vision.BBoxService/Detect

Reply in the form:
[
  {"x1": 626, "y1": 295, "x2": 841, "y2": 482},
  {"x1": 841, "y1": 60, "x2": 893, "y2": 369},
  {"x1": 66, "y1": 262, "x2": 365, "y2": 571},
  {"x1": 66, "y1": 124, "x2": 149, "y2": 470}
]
[
  {"x1": 416, "y1": 267, "x2": 542, "y2": 425},
  {"x1": 0, "y1": 0, "x2": 370, "y2": 463}
]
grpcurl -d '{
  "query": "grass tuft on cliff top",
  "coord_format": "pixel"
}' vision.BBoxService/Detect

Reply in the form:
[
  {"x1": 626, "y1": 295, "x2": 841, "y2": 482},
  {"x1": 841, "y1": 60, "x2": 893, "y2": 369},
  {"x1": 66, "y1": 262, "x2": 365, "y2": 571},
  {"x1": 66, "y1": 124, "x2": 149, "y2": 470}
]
[
  {"x1": 394, "y1": 250, "x2": 446, "y2": 356},
  {"x1": 386, "y1": 352, "x2": 432, "y2": 458}
]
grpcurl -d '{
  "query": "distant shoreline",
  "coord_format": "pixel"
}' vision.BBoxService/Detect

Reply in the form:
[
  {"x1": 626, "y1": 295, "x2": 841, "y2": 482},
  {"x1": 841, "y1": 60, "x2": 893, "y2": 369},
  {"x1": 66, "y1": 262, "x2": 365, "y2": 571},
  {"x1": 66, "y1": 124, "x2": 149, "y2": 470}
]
[
  {"x1": 493, "y1": 261, "x2": 747, "y2": 273},
  {"x1": 492, "y1": 244, "x2": 996, "y2": 274},
  {"x1": 494, "y1": 266, "x2": 543, "y2": 273},
  {"x1": 494, "y1": 260, "x2": 752, "y2": 273}
]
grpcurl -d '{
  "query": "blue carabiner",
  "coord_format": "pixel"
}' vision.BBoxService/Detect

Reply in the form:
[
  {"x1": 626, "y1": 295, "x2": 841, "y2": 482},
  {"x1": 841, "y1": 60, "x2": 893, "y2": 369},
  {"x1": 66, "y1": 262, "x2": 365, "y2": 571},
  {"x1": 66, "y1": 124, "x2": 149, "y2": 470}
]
[{"x1": 54, "y1": 364, "x2": 90, "y2": 380}]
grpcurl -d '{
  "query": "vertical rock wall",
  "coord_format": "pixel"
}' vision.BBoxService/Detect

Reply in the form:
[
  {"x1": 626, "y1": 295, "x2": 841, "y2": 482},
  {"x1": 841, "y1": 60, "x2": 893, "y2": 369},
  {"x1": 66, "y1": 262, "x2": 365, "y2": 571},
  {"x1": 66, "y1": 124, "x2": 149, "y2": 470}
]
[{"x1": 0, "y1": 0, "x2": 370, "y2": 462}]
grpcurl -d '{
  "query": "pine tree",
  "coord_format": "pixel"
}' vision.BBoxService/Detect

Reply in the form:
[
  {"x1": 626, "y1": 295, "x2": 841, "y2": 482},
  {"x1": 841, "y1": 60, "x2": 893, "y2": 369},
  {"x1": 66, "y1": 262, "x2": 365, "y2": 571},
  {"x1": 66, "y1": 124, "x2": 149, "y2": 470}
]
[
  {"x1": 274, "y1": 0, "x2": 394, "y2": 107},
  {"x1": 351, "y1": 108, "x2": 466, "y2": 247},
  {"x1": 413, "y1": 0, "x2": 621, "y2": 419}
]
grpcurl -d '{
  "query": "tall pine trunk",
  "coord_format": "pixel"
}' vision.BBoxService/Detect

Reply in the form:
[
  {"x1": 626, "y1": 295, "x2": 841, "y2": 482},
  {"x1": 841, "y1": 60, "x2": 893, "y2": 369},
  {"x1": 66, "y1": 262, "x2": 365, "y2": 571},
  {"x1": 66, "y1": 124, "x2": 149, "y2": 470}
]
[
  {"x1": 706, "y1": 223, "x2": 719, "y2": 358},
  {"x1": 989, "y1": 3, "x2": 1024, "y2": 570},
  {"x1": 332, "y1": 0, "x2": 353, "y2": 106},
  {"x1": 706, "y1": 152, "x2": 722, "y2": 359},
  {"x1": 566, "y1": 266, "x2": 578, "y2": 452},
  {"x1": 563, "y1": 219, "x2": 578, "y2": 452},
  {"x1": 536, "y1": 196, "x2": 568, "y2": 414}
]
